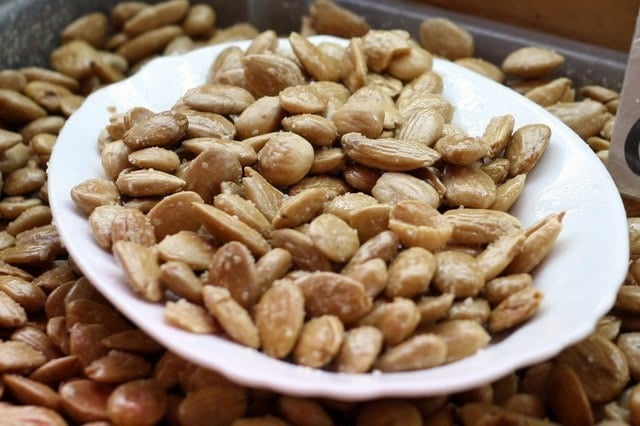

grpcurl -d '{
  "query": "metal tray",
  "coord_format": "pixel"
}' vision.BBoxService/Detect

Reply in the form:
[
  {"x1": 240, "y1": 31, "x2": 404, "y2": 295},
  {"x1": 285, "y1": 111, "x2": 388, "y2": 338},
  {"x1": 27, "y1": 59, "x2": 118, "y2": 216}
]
[{"x1": 0, "y1": 0, "x2": 629, "y2": 88}]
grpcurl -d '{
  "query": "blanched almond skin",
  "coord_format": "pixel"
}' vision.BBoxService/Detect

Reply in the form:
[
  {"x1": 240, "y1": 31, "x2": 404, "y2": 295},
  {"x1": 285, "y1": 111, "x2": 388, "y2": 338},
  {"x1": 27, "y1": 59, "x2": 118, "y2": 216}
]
[{"x1": 254, "y1": 280, "x2": 305, "y2": 359}]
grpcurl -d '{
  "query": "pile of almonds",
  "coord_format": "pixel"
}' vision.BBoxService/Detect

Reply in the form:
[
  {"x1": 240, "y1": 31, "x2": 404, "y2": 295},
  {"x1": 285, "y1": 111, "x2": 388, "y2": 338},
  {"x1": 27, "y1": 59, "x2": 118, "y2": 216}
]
[{"x1": 0, "y1": 0, "x2": 635, "y2": 424}]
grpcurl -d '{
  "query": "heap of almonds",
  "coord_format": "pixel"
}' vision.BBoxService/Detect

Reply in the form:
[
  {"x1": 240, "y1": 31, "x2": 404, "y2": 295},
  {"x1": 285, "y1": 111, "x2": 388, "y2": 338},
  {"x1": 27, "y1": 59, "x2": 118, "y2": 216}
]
[{"x1": 0, "y1": 0, "x2": 634, "y2": 424}]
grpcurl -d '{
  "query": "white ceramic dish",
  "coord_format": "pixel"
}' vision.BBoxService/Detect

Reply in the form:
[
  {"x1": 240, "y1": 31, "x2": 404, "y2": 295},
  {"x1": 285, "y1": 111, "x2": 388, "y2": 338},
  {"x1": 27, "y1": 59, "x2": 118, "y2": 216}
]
[{"x1": 48, "y1": 35, "x2": 629, "y2": 400}]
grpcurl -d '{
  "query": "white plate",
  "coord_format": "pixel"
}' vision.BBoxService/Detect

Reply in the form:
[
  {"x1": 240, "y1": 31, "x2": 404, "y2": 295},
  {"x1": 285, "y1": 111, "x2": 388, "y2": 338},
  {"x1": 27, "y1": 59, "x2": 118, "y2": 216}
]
[{"x1": 48, "y1": 35, "x2": 629, "y2": 400}]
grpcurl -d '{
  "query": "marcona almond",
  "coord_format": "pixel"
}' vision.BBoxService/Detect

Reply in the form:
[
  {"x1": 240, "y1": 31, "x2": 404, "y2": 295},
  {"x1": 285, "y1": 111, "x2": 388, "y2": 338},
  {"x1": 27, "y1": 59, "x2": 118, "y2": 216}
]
[
  {"x1": 422, "y1": 319, "x2": 491, "y2": 363},
  {"x1": 289, "y1": 31, "x2": 340, "y2": 82},
  {"x1": 442, "y1": 164, "x2": 497, "y2": 209},
  {"x1": 359, "y1": 297, "x2": 420, "y2": 345},
  {"x1": 388, "y1": 200, "x2": 452, "y2": 251},
  {"x1": 506, "y1": 212, "x2": 564, "y2": 274},
  {"x1": 207, "y1": 241, "x2": 260, "y2": 308},
  {"x1": 112, "y1": 240, "x2": 162, "y2": 302},
  {"x1": 115, "y1": 169, "x2": 185, "y2": 198},
  {"x1": 254, "y1": 280, "x2": 305, "y2": 359},
  {"x1": 107, "y1": 379, "x2": 168, "y2": 426},
  {"x1": 269, "y1": 228, "x2": 332, "y2": 272},
  {"x1": 546, "y1": 99, "x2": 609, "y2": 138},
  {"x1": 281, "y1": 113, "x2": 338, "y2": 147},
  {"x1": 308, "y1": 213, "x2": 360, "y2": 263},
  {"x1": 123, "y1": 110, "x2": 188, "y2": 149},
  {"x1": 335, "y1": 325, "x2": 383, "y2": 373},
  {"x1": 159, "y1": 261, "x2": 204, "y2": 303},
  {"x1": 181, "y1": 145, "x2": 242, "y2": 204},
  {"x1": 385, "y1": 247, "x2": 436, "y2": 298},
  {"x1": 242, "y1": 53, "x2": 305, "y2": 97},
  {"x1": 202, "y1": 285, "x2": 260, "y2": 349},
  {"x1": 419, "y1": 17, "x2": 474, "y2": 60},
  {"x1": 191, "y1": 202, "x2": 270, "y2": 257},
  {"x1": 395, "y1": 108, "x2": 444, "y2": 147},
  {"x1": 341, "y1": 132, "x2": 440, "y2": 171},
  {"x1": 349, "y1": 203, "x2": 392, "y2": 242},
  {"x1": 272, "y1": 187, "x2": 331, "y2": 229},
  {"x1": 501, "y1": 46, "x2": 565, "y2": 78},
  {"x1": 70, "y1": 178, "x2": 121, "y2": 215},
  {"x1": 293, "y1": 315, "x2": 344, "y2": 368},
  {"x1": 386, "y1": 41, "x2": 434, "y2": 82},
  {"x1": 296, "y1": 271, "x2": 372, "y2": 325},
  {"x1": 181, "y1": 83, "x2": 255, "y2": 115},
  {"x1": 376, "y1": 333, "x2": 448, "y2": 372},
  {"x1": 234, "y1": 95, "x2": 284, "y2": 139},
  {"x1": 488, "y1": 287, "x2": 543, "y2": 333},
  {"x1": 371, "y1": 172, "x2": 441, "y2": 207},
  {"x1": 165, "y1": 299, "x2": 217, "y2": 334},
  {"x1": 506, "y1": 123, "x2": 551, "y2": 177},
  {"x1": 555, "y1": 333, "x2": 630, "y2": 404},
  {"x1": 147, "y1": 191, "x2": 204, "y2": 241},
  {"x1": 444, "y1": 208, "x2": 521, "y2": 245},
  {"x1": 257, "y1": 132, "x2": 314, "y2": 187},
  {"x1": 84, "y1": 350, "x2": 152, "y2": 383},
  {"x1": 433, "y1": 250, "x2": 485, "y2": 298}
]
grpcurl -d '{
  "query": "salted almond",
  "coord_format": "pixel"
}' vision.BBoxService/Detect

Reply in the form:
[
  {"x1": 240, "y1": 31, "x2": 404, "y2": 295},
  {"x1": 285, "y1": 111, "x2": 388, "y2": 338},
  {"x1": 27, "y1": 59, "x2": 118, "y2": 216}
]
[
  {"x1": 289, "y1": 32, "x2": 340, "y2": 82},
  {"x1": 181, "y1": 145, "x2": 242, "y2": 204},
  {"x1": 501, "y1": 46, "x2": 565, "y2": 78},
  {"x1": 341, "y1": 132, "x2": 440, "y2": 171},
  {"x1": 254, "y1": 280, "x2": 305, "y2": 359},
  {"x1": 293, "y1": 315, "x2": 344, "y2": 368},
  {"x1": 269, "y1": 228, "x2": 332, "y2": 272},
  {"x1": 376, "y1": 333, "x2": 447, "y2": 372},
  {"x1": 115, "y1": 169, "x2": 185, "y2": 198},
  {"x1": 242, "y1": 53, "x2": 305, "y2": 97},
  {"x1": 335, "y1": 325, "x2": 383, "y2": 373},
  {"x1": 295, "y1": 271, "x2": 372, "y2": 325},
  {"x1": 272, "y1": 187, "x2": 331, "y2": 229},
  {"x1": 147, "y1": 191, "x2": 204, "y2": 241},
  {"x1": 202, "y1": 285, "x2": 260, "y2": 349},
  {"x1": 207, "y1": 241, "x2": 259, "y2": 308},
  {"x1": 112, "y1": 240, "x2": 162, "y2": 302},
  {"x1": 191, "y1": 202, "x2": 270, "y2": 257},
  {"x1": 156, "y1": 230, "x2": 216, "y2": 271}
]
